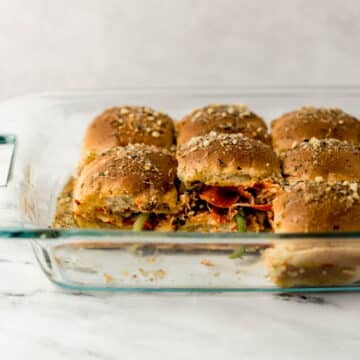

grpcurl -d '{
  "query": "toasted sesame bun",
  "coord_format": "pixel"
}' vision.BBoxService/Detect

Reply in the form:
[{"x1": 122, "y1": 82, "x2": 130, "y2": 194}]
[
  {"x1": 282, "y1": 138, "x2": 360, "y2": 183},
  {"x1": 177, "y1": 104, "x2": 270, "y2": 145},
  {"x1": 81, "y1": 106, "x2": 175, "y2": 158},
  {"x1": 263, "y1": 240, "x2": 360, "y2": 287},
  {"x1": 271, "y1": 106, "x2": 360, "y2": 153},
  {"x1": 177, "y1": 132, "x2": 281, "y2": 187},
  {"x1": 73, "y1": 145, "x2": 178, "y2": 227},
  {"x1": 273, "y1": 181, "x2": 360, "y2": 233}
]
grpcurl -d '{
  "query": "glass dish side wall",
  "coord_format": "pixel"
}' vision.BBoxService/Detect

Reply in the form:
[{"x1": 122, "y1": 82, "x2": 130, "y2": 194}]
[
  {"x1": 30, "y1": 231, "x2": 360, "y2": 292},
  {"x1": 1, "y1": 88, "x2": 360, "y2": 292}
]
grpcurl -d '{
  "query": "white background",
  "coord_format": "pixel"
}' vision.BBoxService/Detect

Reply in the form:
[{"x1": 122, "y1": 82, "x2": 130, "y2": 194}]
[{"x1": 0, "y1": 0, "x2": 359, "y2": 99}]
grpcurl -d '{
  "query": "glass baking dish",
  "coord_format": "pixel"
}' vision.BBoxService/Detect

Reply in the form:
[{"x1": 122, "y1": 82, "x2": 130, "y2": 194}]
[{"x1": 1, "y1": 87, "x2": 360, "y2": 292}]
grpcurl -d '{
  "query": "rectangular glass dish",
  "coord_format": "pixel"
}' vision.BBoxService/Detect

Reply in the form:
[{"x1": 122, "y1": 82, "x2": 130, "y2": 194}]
[{"x1": 1, "y1": 87, "x2": 360, "y2": 292}]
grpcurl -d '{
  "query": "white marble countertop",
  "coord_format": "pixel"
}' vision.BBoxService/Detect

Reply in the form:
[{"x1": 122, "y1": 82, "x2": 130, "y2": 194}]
[{"x1": 1, "y1": 239, "x2": 359, "y2": 360}]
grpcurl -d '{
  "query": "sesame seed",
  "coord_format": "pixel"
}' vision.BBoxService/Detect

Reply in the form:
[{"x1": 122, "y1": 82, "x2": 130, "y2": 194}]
[
  {"x1": 308, "y1": 137, "x2": 321, "y2": 149},
  {"x1": 120, "y1": 108, "x2": 129, "y2": 114},
  {"x1": 236, "y1": 103, "x2": 249, "y2": 111},
  {"x1": 151, "y1": 131, "x2": 160, "y2": 138}
]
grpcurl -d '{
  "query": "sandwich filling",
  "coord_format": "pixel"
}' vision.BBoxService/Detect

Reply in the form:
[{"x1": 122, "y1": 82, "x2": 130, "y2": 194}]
[
  {"x1": 74, "y1": 203, "x2": 177, "y2": 231},
  {"x1": 177, "y1": 181, "x2": 279, "y2": 232}
]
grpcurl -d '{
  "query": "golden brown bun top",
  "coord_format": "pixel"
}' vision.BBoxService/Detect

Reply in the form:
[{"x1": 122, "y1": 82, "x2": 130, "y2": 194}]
[
  {"x1": 74, "y1": 144, "x2": 178, "y2": 214},
  {"x1": 273, "y1": 181, "x2": 360, "y2": 233},
  {"x1": 271, "y1": 106, "x2": 360, "y2": 153},
  {"x1": 177, "y1": 132, "x2": 281, "y2": 187},
  {"x1": 282, "y1": 138, "x2": 360, "y2": 183},
  {"x1": 81, "y1": 106, "x2": 175, "y2": 158},
  {"x1": 177, "y1": 104, "x2": 270, "y2": 145}
]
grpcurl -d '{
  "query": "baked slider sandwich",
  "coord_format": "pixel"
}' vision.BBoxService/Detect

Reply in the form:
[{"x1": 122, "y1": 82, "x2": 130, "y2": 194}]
[
  {"x1": 177, "y1": 104, "x2": 270, "y2": 146},
  {"x1": 271, "y1": 106, "x2": 360, "y2": 153},
  {"x1": 81, "y1": 106, "x2": 175, "y2": 160},
  {"x1": 263, "y1": 181, "x2": 360, "y2": 287},
  {"x1": 176, "y1": 132, "x2": 281, "y2": 232},
  {"x1": 73, "y1": 144, "x2": 178, "y2": 231},
  {"x1": 282, "y1": 138, "x2": 360, "y2": 184}
]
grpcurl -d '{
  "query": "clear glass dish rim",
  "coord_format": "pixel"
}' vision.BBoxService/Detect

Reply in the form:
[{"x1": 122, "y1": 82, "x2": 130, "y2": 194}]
[
  {"x1": 1, "y1": 228, "x2": 360, "y2": 241},
  {"x1": 2, "y1": 85, "x2": 360, "y2": 240},
  {"x1": 3, "y1": 85, "x2": 360, "y2": 103}
]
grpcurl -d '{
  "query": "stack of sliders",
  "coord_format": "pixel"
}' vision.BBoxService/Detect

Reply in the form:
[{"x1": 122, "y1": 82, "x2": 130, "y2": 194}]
[
  {"x1": 176, "y1": 104, "x2": 281, "y2": 232},
  {"x1": 52, "y1": 103, "x2": 360, "y2": 288},
  {"x1": 71, "y1": 106, "x2": 179, "y2": 231},
  {"x1": 53, "y1": 103, "x2": 282, "y2": 233},
  {"x1": 264, "y1": 106, "x2": 360, "y2": 287}
]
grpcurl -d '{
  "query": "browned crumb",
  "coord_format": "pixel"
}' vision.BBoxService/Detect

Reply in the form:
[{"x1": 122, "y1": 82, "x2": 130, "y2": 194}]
[
  {"x1": 138, "y1": 268, "x2": 166, "y2": 280},
  {"x1": 201, "y1": 259, "x2": 214, "y2": 267},
  {"x1": 53, "y1": 256, "x2": 61, "y2": 265},
  {"x1": 104, "y1": 273, "x2": 113, "y2": 283},
  {"x1": 155, "y1": 269, "x2": 166, "y2": 279}
]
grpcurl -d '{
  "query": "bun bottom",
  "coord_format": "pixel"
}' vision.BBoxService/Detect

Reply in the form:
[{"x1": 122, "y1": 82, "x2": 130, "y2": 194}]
[
  {"x1": 263, "y1": 241, "x2": 360, "y2": 288},
  {"x1": 177, "y1": 213, "x2": 236, "y2": 232},
  {"x1": 73, "y1": 213, "x2": 175, "y2": 232}
]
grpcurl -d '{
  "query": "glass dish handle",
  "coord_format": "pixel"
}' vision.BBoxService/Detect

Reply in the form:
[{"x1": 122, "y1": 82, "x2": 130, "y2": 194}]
[{"x1": 0, "y1": 134, "x2": 16, "y2": 187}]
